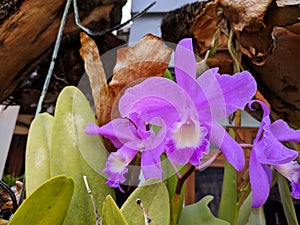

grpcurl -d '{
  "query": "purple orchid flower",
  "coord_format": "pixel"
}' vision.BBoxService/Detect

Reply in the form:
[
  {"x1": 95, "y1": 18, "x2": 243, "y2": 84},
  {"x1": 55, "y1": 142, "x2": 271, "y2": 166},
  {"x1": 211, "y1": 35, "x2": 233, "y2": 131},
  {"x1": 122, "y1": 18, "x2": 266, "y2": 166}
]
[
  {"x1": 248, "y1": 100, "x2": 300, "y2": 207},
  {"x1": 118, "y1": 76, "x2": 209, "y2": 167},
  {"x1": 120, "y1": 38, "x2": 256, "y2": 172},
  {"x1": 173, "y1": 38, "x2": 257, "y2": 171},
  {"x1": 86, "y1": 112, "x2": 167, "y2": 191},
  {"x1": 274, "y1": 161, "x2": 300, "y2": 199}
]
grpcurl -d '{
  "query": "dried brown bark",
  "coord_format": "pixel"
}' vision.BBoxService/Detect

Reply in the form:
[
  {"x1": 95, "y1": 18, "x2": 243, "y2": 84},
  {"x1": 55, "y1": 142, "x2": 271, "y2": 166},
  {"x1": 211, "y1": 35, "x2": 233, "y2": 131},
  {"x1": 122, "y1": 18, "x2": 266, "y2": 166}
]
[
  {"x1": 0, "y1": 0, "x2": 66, "y2": 102},
  {"x1": 0, "y1": 0, "x2": 123, "y2": 104}
]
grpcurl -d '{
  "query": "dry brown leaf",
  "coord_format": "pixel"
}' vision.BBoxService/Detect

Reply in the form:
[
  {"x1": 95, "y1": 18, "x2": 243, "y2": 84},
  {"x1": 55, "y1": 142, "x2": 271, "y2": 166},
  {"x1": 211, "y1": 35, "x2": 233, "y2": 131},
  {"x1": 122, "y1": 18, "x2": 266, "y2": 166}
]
[
  {"x1": 80, "y1": 33, "x2": 172, "y2": 126},
  {"x1": 233, "y1": 3, "x2": 300, "y2": 127},
  {"x1": 191, "y1": 2, "x2": 228, "y2": 54},
  {"x1": 191, "y1": 2, "x2": 233, "y2": 74},
  {"x1": 109, "y1": 34, "x2": 172, "y2": 92},
  {"x1": 253, "y1": 24, "x2": 300, "y2": 127},
  {"x1": 219, "y1": 0, "x2": 273, "y2": 31},
  {"x1": 79, "y1": 32, "x2": 108, "y2": 123},
  {"x1": 276, "y1": 0, "x2": 300, "y2": 7}
]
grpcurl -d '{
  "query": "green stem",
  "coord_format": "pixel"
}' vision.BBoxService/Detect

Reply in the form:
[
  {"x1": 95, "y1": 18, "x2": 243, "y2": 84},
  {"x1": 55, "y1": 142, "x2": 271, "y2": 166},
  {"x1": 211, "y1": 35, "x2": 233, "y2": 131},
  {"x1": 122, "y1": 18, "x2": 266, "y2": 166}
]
[
  {"x1": 227, "y1": 30, "x2": 240, "y2": 73},
  {"x1": 277, "y1": 172, "x2": 299, "y2": 225},
  {"x1": 170, "y1": 165, "x2": 195, "y2": 225},
  {"x1": 170, "y1": 194, "x2": 181, "y2": 225},
  {"x1": 218, "y1": 128, "x2": 238, "y2": 224}
]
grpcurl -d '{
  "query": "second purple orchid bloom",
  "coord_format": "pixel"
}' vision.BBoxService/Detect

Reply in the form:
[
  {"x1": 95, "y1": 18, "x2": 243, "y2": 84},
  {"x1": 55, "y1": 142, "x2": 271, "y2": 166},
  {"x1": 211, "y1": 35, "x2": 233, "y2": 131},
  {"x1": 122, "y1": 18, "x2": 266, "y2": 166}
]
[{"x1": 248, "y1": 100, "x2": 300, "y2": 207}]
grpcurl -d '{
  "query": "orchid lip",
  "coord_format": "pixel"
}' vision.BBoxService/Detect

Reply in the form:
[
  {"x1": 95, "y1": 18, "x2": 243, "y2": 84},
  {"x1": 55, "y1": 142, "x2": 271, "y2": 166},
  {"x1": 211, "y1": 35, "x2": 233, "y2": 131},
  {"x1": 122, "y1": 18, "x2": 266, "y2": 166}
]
[
  {"x1": 108, "y1": 153, "x2": 127, "y2": 173},
  {"x1": 137, "y1": 142, "x2": 146, "y2": 151},
  {"x1": 172, "y1": 114, "x2": 201, "y2": 149}
]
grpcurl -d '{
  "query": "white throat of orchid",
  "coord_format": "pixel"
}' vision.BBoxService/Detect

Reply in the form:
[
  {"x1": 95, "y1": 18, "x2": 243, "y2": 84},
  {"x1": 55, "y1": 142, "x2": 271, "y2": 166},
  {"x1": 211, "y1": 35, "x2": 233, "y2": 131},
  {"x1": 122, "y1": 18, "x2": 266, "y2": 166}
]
[
  {"x1": 172, "y1": 114, "x2": 201, "y2": 149},
  {"x1": 109, "y1": 153, "x2": 127, "y2": 173}
]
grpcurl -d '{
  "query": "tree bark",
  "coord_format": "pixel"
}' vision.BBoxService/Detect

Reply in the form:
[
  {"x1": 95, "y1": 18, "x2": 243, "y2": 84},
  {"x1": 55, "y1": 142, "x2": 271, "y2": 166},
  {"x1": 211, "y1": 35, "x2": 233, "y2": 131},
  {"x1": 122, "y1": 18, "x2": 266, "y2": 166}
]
[
  {"x1": 0, "y1": 0, "x2": 119, "y2": 103},
  {"x1": 0, "y1": 0, "x2": 66, "y2": 102}
]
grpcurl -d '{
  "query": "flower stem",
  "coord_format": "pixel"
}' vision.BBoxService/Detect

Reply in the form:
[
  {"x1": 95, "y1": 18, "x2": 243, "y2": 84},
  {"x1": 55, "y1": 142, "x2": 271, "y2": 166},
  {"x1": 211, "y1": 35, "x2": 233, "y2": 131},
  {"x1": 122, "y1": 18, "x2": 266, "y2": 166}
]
[{"x1": 175, "y1": 165, "x2": 195, "y2": 195}]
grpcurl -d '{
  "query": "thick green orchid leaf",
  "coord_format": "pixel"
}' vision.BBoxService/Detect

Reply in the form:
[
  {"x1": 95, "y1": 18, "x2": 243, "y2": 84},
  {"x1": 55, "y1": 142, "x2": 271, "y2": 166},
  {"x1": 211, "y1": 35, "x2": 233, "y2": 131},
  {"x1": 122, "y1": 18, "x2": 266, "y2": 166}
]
[
  {"x1": 218, "y1": 129, "x2": 237, "y2": 224},
  {"x1": 278, "y1": 173, "x2": 299, "y2": 225},
  {"x1": 9, "y1": 175, "x2": 74, "y2": 225},
  {"x1": 247, "y1": 206, "x2": 266, "y2": 225},
  {"x1": 59, "y1": 86, "x2": 108, "y2": 175},
  {"x1": 121, "y1": 179, "x2": 170, "y2": 225},
  {"x1": 179, "y1": 195, "x2": 230, "y2": 225},
  {"x1": 51, "y1": 86, "x2": 114, "y2": 224},
  {"x1": 102, "y1": 195, "x2": 128, "y2": 225},
  {"x1": 25, "y1": 113, "x2": 53, "y2": 196}
]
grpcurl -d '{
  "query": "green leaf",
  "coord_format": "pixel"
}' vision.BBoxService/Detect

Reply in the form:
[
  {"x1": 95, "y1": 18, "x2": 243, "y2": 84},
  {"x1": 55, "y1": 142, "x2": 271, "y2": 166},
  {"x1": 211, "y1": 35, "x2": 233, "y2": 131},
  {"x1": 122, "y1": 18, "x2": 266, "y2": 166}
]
[
  {"x1": 208, "y1": 28, "x2": 220, "y2": 58},
  {"x1": 121, "y1": 178, "x2": 170, "y2": 225},
  {"x1": 102, "y1": 195, "x2": 128, "y2": 225},
  {"x1": 60, "y1": 86, "x2": 108, "y2": 175},
  {"x1": 161, "y1": 156, "x2": 185, "y2": 199},
  {"x1": 247, "y1": 206, "x2": 266, "y2": 225},
  {"x1": 50, "y1": 86, "x2": 114, "y2": 224},
  {"x1": 236, "y1": 193, "x2": 253, "y2": 225},
  {"x1": 179, "y1": 195, "x2": 230, "y2": 225},
  {"x1": 25, "y1": 113, "x2": 53, "y2": 196},
  {"x1": 163, "y1": 69, "x2": 173, "y2": 80},
  {"x1": 9, "y1": 175, "x2": 74, "y2": 225},
  {"x1": 277, "y1": 172, "x2": 299, "y2": 225},
  {"x1": 170, "y1": 194, "x2": 181, "y2": 225},
  {"x1": 160, "y1": 155, "x2": 185, "y2": 224},
  {"x1": 218, "y1": 128, "x2": 237, "y2": 224}
]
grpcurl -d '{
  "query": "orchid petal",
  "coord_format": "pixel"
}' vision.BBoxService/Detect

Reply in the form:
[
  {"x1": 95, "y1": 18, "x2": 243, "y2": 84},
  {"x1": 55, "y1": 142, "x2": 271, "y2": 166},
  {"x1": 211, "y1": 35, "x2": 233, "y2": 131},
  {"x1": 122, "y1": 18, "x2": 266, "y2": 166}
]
[
  {"x1": 189, "y1": 138, "x2": 210, "y2": 166},
  {"x1": 129, "y1": 97, "x2": 181, "y2": 126},
  {"x1": 214, "y1": 71, "x2": 256, "y2": 114},
  {"x1": 119, "y1": 77, "x2": 190, "y2": 118},
  {"x1": 274, "y1": 161, "x2": 300, "y2": 183},
  {"x1": 103, "y1": 147, "x2": 137, "y2": 191},
  {"x1": 175, "y1": 38, "x2": 197, "y2": 85},
  {"x1": 248, "y1": 100, "x2": 271, "y2": 119},
  {"x1": 197, "y1": 70, "x2": 256, "y2": 119},
  {"x1": 166, "y1": 127, "x2": 209, "y2": 166},
  {"x1": 95, "y1": 118, "x2": 140, "y2": 148},
  {"x1": 291, "y1": 181, "x2": 300, "y2": 199},
  {"x1": 176, "y1": 72, "x2": 213, "y2": 121},
  {"x1": 249, "y1": 150, "x2": 272, "y2": 207},
  {"x1": 166, "y1": 117, "x2": 209, "y2": 166},
  {"x1": 255, "y1": 126, "x2": 298, "y2": 165},
  {"x1": 85, "y1": 123, "x2": 102, "y2": 136},
  {"x1": 141, "y1": 147, "x2": 164, "y2": 180},
  {"x1": 145, "y1": 118, "x2": 168, "y2": 151},
  {"x1": 128, "y1": 112, "x2": 151, "y2": 140},
  {"x1": 209, "y1": 122, "x2": 245, "y2": 171},
  {"x1": 166, "y1": 139, "x2": 195, "y2": 165},
  {"x1": 270, "y1": 119, "x2": 300, "y2": 142}
]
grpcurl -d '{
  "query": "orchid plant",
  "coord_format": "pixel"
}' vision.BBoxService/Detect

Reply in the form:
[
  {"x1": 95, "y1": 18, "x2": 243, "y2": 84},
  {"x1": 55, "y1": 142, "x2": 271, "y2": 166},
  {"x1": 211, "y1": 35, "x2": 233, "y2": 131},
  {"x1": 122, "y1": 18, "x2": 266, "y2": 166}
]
[{"x1": 9, "y1": 35, "x2": 300, "y2": 225}]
